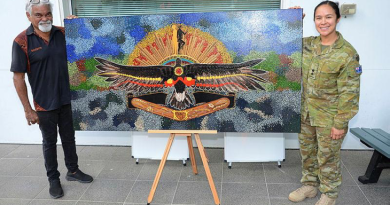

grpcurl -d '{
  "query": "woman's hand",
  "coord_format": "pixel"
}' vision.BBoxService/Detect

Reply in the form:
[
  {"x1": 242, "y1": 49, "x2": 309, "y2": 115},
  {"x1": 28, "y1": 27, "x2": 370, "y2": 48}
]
[
  {"x1": 66, "y1": 15, "x2": 78, "y2": 19},
  {"x1": 331, "y1": 127, "x2": 345, "y2": 140},
  {"x1": 289, "y1": 6, "x2": 305, "y2": 19}
]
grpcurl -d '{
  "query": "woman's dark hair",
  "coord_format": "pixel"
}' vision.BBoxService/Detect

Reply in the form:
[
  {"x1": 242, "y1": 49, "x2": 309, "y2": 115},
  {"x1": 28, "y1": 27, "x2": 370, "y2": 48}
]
[{"x1": 314, "y1": 1, "x2": 341, "y2": 20}]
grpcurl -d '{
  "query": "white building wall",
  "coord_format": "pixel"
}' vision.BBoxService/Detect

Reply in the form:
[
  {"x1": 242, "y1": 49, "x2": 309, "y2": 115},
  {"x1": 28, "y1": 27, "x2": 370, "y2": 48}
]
[
  {"x1": 0, "y1": 1, "x2": 63, "y2": 144},
  {"x1": 0, "y1": 0, "x2": 388, "y2": 149},
  {"x1": 284, "y1": 0, "x2": 390, "y2": 149}
]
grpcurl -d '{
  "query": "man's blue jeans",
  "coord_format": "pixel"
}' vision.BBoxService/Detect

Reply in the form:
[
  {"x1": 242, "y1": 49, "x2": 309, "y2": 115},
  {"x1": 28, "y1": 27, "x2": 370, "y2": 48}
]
[{"x1": 37, "y1": 104, "x2": 79, "y2": 182}]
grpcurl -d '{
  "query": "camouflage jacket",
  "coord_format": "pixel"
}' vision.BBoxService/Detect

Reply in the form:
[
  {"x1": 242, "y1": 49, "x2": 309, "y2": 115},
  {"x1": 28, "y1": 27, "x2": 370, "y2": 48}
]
[{"x1": 302, "y1": 32, "x2": 361, "y2": 129}]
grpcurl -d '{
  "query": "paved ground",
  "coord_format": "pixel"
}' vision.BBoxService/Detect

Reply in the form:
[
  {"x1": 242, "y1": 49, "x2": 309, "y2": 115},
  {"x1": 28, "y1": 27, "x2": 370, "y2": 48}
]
[{"x1": 0, "y1": 144, "x2": 389, "y2": 205}]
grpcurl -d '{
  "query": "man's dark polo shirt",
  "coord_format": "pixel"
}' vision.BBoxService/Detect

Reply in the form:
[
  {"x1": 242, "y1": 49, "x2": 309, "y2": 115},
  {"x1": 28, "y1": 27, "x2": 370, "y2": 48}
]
[{"x1": 11, "y1": 24, "x2": 71, "y2": 111}]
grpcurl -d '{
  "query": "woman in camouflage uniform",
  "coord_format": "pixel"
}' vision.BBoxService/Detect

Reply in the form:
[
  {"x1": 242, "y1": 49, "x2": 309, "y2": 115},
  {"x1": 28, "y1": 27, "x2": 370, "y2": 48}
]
[{"x1": 289, "y1": 1, "x2": 362, "y2": 205}]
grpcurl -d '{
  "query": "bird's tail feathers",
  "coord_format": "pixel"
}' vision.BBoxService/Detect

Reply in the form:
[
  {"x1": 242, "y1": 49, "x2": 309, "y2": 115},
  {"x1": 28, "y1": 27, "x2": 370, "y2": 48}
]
[{"x1": 168, "y1": 90, "x2": 193, "y2": 110}]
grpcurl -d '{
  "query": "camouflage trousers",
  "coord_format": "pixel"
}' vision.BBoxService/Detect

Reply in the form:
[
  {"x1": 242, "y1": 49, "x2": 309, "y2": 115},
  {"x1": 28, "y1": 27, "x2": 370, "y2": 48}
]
[{"x1": 298, "y1": 115, "x2": 347, "y2": 198}]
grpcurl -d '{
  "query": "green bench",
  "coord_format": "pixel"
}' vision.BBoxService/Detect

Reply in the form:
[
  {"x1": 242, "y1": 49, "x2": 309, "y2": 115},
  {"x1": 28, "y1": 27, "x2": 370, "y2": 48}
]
[{"x1": 350, "y1": 128, "x2": 390, "y2": 184}]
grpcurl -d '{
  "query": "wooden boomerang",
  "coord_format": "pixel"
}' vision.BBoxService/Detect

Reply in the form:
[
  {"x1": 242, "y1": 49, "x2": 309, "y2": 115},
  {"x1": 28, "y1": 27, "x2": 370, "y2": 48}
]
[{"x1": 131, "y1": 97, "x2": 230, "y2": 121}]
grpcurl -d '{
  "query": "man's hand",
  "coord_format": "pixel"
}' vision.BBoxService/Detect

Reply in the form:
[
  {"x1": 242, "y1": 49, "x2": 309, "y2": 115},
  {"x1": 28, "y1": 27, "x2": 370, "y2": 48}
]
[
  {"x1": 13, "y1": 72, "x2": 39, "y2": 126},
  {"x1": 66, "y1": 15, "x2": 78, "y2": 19},
  {"x1": 331, "y1": 127, "x2": 345, "y2": 140},
  {"x1": 289, "y1": 6, "x2": 305, "y2": 19},
  {"x1": 25, "y1": 109, "x2": 39, "y2": 125}
]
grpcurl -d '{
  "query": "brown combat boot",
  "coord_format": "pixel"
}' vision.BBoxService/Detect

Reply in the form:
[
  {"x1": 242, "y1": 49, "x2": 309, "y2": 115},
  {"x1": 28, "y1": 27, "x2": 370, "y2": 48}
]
[
  {"x1": 288, "y1": 185, "x2": 317, "y2": 202},
  {"x1": 315, "y1": 194, "x2": 336, "y2": 205}
]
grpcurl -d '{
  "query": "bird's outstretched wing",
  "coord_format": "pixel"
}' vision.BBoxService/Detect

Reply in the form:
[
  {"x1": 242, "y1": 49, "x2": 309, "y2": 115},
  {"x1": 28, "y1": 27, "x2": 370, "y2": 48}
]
[
  {"x1": 95, "y1": 57, "x2": 173, "y2": 93},
  {"x1": 184, "y1": 59, "x2": 268, "y2": 92}
]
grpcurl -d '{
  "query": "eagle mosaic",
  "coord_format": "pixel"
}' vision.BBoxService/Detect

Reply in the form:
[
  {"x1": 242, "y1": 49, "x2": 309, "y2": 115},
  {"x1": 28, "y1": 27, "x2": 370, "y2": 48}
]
[{"x1": 65, "y1": 10, "x2": 302, "y2": 132}]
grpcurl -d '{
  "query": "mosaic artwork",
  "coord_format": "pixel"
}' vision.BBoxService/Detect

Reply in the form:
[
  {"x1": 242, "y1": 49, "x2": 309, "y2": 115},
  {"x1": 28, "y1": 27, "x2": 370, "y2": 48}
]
[{"x1": 65, "y1": 9, "x2": 302, "y2": 132}]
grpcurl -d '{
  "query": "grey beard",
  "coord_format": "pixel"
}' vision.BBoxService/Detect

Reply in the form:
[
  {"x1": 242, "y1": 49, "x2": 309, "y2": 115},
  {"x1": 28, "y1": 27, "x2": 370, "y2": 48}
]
[{"x1": 38, "y1": 21, "x2": 52, "y2": 33}]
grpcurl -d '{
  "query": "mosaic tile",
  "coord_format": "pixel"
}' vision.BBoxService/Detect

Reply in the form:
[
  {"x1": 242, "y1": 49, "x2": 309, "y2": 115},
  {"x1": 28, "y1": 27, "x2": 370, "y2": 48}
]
[{"x1": 65, "y1": 10, "x2": 303, "y2": 132}]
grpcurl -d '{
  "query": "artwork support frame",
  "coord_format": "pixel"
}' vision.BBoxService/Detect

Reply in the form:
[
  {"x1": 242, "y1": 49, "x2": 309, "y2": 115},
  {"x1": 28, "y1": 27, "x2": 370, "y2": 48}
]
[{"x1": 147, "y1": 130, "x2": 219, "y2": 205}]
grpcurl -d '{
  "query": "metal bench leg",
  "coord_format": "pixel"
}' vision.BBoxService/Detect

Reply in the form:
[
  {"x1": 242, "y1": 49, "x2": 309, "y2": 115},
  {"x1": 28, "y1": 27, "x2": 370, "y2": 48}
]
[{"x1": 358, "y1": 150, "x2": 389, "y2": 184}]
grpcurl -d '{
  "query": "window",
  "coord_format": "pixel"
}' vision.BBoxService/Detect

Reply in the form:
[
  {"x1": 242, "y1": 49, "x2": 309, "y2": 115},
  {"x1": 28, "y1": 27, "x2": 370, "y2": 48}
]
[{"x1": 71, "y1": 0, "x2": 282, "y2": 17}]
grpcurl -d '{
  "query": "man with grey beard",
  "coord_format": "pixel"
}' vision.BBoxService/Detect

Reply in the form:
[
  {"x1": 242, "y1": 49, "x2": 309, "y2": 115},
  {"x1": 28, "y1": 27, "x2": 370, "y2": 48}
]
[{"x1": 10, "y1": 0, "x2": 93, "y2": 199}]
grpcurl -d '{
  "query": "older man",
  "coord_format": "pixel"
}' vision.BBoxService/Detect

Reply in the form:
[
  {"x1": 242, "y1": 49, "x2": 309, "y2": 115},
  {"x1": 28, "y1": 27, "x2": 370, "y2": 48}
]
[{"x1": 11, "y1": 0, "x2": 92, "y2": 199}]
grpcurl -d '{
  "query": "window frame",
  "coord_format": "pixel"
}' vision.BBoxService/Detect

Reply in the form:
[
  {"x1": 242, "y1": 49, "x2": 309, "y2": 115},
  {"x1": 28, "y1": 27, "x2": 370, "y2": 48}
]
[{"x1": 60, "y1": 0, "x2": 290, "y2": 22}]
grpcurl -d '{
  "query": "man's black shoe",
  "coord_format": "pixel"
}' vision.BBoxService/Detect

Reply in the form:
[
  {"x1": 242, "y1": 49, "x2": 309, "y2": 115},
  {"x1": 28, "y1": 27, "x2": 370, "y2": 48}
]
[
  {"x1": 66, "y1": 169, "x2": 93, "y2": 183},
  {"x1": 49, "y1": 180, "x2": 64, "y2": 199}
]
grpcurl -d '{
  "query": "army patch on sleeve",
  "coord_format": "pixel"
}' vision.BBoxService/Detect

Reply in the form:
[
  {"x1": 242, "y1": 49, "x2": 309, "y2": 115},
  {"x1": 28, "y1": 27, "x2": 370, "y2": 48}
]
[{"x1": 355, "y1": 65, "x2": 362, "y2": 74}]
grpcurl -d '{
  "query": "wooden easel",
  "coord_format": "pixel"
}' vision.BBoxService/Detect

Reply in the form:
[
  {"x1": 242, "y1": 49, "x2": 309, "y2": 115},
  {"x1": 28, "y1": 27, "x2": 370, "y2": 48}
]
[{"x1": 147, "y1": 130, "x2": 220, "y2": 205}]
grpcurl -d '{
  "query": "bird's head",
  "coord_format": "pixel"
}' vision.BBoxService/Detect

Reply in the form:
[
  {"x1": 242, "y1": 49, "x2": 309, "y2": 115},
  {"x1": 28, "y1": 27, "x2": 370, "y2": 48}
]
[
  {"x1": 174, "y1": 58, "x2": 182, "y2": 67},
  {"x1": 164, "y1": 58, "x2": 195, "y2": 88}
]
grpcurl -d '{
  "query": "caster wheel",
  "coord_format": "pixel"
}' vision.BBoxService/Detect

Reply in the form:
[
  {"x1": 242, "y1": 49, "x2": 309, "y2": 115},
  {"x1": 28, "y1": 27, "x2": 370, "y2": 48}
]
[
  {"x1": 278, "y1": 165, "x2": 281, "y2": 168},
  {"x1": 132, "y1": 156, "x2": 134, "y2": 158},
  {"x1": 224, "y1": 160, "x2": 227, "y2": 162},
  {"x1": 136, "y1": 162, "x2": 139, "y2": 165},
  {"x1": 228, "y1": 166, "x2": 232, "y2": 169},
  {"x1": 183, "y1": 163, "x2": 187, "y2": 166}
]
